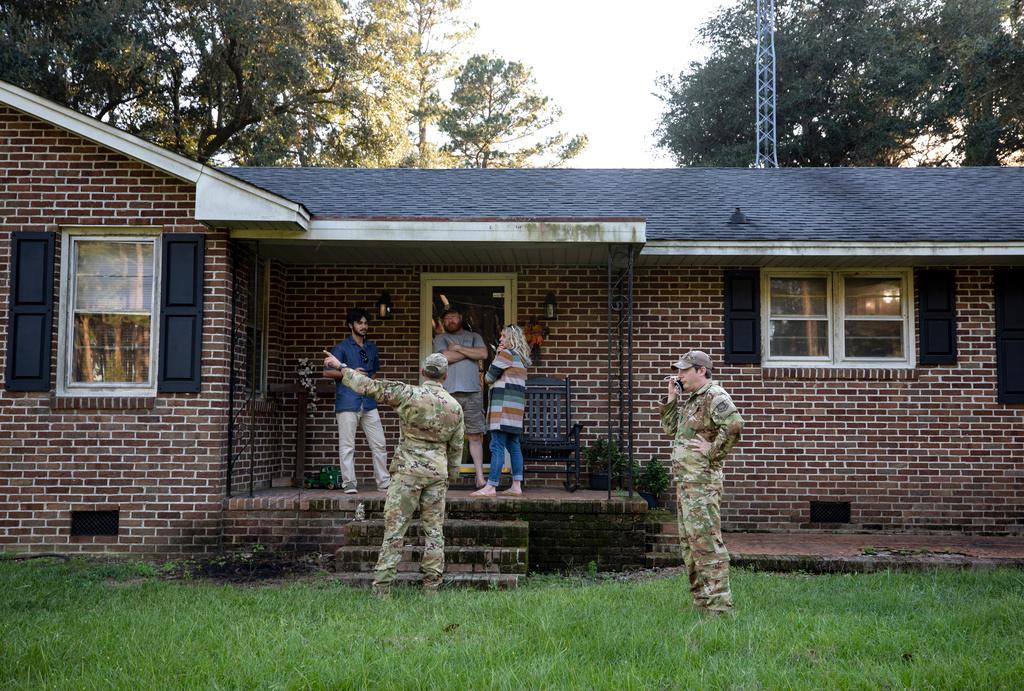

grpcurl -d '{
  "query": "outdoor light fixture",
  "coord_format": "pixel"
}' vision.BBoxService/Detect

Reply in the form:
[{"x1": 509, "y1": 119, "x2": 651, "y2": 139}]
[
  {"x1": 376, "y1": 291, "x2": 392, "y2": 320},
  {"x1": 544, "y1": 292, "x2": 557, "y2": 320}
]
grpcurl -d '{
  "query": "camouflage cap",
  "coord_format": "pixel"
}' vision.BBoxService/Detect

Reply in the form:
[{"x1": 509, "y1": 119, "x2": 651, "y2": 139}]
[
  {"x1": 422, "y1": 353, "x2": 449, "y2": 376},
  {"x1": 672, "y1": 350, "x2": 712, "y2": 370}
]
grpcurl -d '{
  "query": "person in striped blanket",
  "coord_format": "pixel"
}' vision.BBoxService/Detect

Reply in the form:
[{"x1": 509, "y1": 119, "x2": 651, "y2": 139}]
[{"x1": 471, "y1": 324, "x2": 532, "y2": 497}]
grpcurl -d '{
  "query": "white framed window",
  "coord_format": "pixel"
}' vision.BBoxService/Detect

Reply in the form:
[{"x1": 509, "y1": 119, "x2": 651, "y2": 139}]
[
  {"x1": 762, "y1": 269, "x2": 914, "y2": 367},
  {"x1": 57, "y1": 232, "x2": 161, "y2": 395}
]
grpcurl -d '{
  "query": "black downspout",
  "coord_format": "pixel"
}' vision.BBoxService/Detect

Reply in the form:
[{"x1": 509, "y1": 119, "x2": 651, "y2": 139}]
[{"x1": 248, "y1": 242, "x2": 259, "y2": 498}]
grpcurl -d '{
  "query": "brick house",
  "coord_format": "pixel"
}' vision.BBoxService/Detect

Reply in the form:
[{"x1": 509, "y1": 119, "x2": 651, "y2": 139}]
[{"x1": 2, "y1": 79, "x2": 1023, "y2": 557}]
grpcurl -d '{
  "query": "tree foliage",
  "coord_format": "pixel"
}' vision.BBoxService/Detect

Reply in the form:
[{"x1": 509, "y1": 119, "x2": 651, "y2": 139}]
[
  {"x1": 655, "y1": 0, "x2": 1024, "y2": 167},
  {"x1": 0, "y1": 0, "x2": 586, "y2": 168},
  {"x1": 359, "y1": 0, "x2": 475, "y2": 167},
  {"x1": 440, "y1": 54, "x2": 587, "y2": 168}
]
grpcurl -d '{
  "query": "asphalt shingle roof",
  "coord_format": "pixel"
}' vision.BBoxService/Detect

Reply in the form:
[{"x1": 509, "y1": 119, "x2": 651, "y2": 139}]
[{"x1": 222, "y1": 167, "x2": 1024, "y2": 242}]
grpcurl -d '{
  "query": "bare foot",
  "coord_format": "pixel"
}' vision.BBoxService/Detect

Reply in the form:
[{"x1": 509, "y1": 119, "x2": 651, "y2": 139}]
[
  {"x1": 499, "y1": 488, "x2": 523, "y2": 496},
  {"x1": 475, "y1": 476, "x2": 486, "y2": 489},
  {"x1": 471, "y1": 486, "x2": 496, "y2": 497}
]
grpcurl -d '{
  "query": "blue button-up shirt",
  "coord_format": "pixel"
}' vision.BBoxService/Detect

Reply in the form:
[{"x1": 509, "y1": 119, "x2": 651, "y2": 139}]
[{"x1": 330, "y1": 336, "x2": 381, "y2": 412}]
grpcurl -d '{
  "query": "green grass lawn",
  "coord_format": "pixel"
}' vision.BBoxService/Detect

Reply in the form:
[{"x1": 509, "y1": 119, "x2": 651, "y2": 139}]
[{"x1": 2, "y1": 559, "x2": 1022, "y2": 690}]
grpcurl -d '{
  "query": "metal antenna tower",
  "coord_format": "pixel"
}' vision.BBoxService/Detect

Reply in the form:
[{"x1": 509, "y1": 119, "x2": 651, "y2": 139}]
[{"x1": 755, "y1": 0, "x2": 779, "y2": 167}]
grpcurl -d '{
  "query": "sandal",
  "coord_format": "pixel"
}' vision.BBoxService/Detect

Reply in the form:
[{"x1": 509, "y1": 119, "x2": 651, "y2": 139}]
[
  {"x1": 499, "y1": 488, "x2": 523, "y2": 496},
  {"x1": 471, "y1": 486, "x2": 496, "y2": 497}
]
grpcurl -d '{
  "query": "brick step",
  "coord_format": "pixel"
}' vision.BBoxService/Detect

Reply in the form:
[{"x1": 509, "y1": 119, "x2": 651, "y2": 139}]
[
  {"x1": 343, "y1": 519, "x2": 528, "y2": 548},
  {"x1": 335, "y1": 544, "x2": 528, "y2": 574},
  {"x1": 647, "y1": 541, "x2": 680, "y2": 554},
  {"x1": 645, "y1": 521, "x2": 678, "y2": 537},
  {"x1": 332, "y1": 572, "x2": 520, "y2": 590},
  {"x1": 645, "y1": 552, "x2": 684, "y2": 568}
]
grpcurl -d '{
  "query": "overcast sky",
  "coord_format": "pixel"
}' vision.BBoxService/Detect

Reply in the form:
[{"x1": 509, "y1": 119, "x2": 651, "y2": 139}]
[{"x1": 467, "y1": 0, "x2": 730, "y2": 168}]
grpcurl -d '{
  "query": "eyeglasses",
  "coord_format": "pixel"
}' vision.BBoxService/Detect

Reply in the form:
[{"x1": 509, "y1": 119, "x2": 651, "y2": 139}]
[{"x1": 359, "y1": 349, "x2": 369, "y2": 364}]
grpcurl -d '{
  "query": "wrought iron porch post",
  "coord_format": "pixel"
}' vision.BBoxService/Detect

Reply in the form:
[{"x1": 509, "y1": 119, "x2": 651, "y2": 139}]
[{"x1": 607, "y1": 244, "x2": 636, "y2": 500}]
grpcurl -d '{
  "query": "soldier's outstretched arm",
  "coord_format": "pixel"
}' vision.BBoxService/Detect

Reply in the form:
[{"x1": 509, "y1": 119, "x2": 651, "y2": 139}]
[{"x1": 339, "y1": 369, "x2": 412, "y2": 408}]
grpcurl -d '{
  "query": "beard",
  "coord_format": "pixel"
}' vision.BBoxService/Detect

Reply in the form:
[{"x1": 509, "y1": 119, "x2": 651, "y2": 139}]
[{"x1": 443, "y1": 320, "x2": 461, "y2": 333}]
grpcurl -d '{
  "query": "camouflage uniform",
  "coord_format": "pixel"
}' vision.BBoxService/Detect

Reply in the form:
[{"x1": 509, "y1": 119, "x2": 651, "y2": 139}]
[
  {"x1": 660, "y1": 380, "x2": 743, "y2": 613},
  {"x1": 340, "y1": 365, "x2": 464, "y2": 594}
]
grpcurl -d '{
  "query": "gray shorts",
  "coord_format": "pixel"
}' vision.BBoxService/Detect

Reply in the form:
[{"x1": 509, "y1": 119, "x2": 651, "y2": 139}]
[{"x1": 452, "y1": 391, "x2": 486, "y2": 435}]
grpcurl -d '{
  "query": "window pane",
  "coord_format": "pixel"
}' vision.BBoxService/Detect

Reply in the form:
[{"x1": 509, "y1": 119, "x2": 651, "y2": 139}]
[
  {"x1": 72, "y1": 314, "x2": 151, "y2": 383},
  {"x1": 844, "y1": 277, "x2": 901, "y2": 316},
  {"x1": 769, "y1": 319, "x2": 829, "y2": 357},
  {"x1": 845, "y1": 320, "x2": 903, "y2": 358},
  {"x1": 75, "y1": 241, "x2": 154, "y2": 312},
  {"x1": 770, "y1": 277, "x2": 828, "y2": 316}
]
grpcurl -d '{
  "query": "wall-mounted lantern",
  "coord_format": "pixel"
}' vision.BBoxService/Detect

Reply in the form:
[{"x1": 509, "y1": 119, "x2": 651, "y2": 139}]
[
  {"x1": 544, "y1": 292, "x2": 557, "y2": 320},
  {"x1": 376, "y1": 291, "x2": 393, "y2": 320}
]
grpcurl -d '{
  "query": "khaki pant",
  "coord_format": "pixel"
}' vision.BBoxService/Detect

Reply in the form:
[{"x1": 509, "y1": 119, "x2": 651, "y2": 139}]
[
  {"x1": 336, "y1": 409, "x2": 390, "y2": 490},
  {"x1": 676, "y1": 482, "x2": 733, "y2": 612},
  {"x1": 373, "y1": 473, "x2": 448, "y2": 590}
]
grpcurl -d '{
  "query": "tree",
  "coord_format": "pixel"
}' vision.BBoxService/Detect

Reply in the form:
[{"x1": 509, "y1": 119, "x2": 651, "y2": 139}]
[
  {"x1": 1, "y1": 0, "x2": 392, "y2": 166},
  {"x1": 358, "y1": 0, "x2": 474, "y2": 167},
  {"x1": 0, "y1": 0, "x2": 170, "y2": 125},
  {"x1": 655, "y1": 0, "x2": 1024, "y2": 167},
  {"x1": 440, "y1": 54, "x2": 587, "y2": 168}
]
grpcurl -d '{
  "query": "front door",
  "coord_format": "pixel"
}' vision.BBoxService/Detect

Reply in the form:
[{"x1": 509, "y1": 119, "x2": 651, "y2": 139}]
[{"x1": 420, "y1": 273, "x2": 517, "y2": 474}]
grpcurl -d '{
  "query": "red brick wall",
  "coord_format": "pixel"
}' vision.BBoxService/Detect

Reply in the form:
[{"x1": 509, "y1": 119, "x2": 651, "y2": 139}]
[
  {"x1": 0, "y1": 106, "x2": 230, "y2": 554},
  {"x1": 260, "y1": 263, "x2": 1023, "y2": 535}
]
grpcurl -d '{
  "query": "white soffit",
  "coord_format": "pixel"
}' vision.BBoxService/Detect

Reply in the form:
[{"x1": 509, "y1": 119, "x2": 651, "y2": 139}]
[
  {"x1": 232, "y1": 218, "x2": 646, "y2": 244},
  {"x1": 0, "y1": 79, "x2": 309, "y2": 231},
  {"x1": 232, "y1": 219, "x2": 645, "y2": 265},
  {"x1": 642, "y1": 241, "x2": 1024, "y2": 266}
]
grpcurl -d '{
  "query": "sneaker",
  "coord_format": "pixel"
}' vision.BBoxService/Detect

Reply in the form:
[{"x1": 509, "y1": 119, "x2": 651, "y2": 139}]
[{"x1": 344, "y1": 487, "x2": 358, "y2": 494}]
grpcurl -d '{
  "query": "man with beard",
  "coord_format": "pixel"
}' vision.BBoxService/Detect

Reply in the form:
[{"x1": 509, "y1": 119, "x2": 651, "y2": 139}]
[
  {"x1": 324, "y1": 308, "x2": 391, "y2": 493},
  {"x1": 432, "y1": 306, "x2": 488, "y2": 487}
]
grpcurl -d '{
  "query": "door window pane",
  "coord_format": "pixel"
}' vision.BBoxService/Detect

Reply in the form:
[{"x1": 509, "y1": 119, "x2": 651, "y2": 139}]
[
  {"x1": 769, "y1": 319, "x2": 829, "y2": 357},
  {"x1": 845, "y1": 277, "x2": 901, "y2": 316},
  {"x1": 845, "y1": 321, "x2": 904, "y2": 358},
  {"x1": 70, "y1": 239, "x2": 155, "y2": 385},
  {"x1": 770, "y1": 277, "x2": 828, "y2": 316}
]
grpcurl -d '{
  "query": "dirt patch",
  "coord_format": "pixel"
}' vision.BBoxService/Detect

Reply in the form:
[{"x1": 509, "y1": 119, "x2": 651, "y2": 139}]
[{"x1": 158, "y1": 551, "x2": 333, "y2": 584}]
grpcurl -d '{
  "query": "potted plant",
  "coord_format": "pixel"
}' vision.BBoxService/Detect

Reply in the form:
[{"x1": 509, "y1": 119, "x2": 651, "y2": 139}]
[
  {"x1": 636, "y1": 456, "x2": 671, "y2": 509},
  {"x1": 582, "y1": 438, "x2": 624, "y2": 491}
]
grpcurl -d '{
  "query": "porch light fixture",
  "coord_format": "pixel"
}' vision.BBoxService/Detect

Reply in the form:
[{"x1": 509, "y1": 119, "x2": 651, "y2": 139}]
[
  {"x1": 544, "y1": 292, "x2": 557, "y2": 320},
  {"x1": 376, "y1": 291, "x2": 393, "y2": 320}
]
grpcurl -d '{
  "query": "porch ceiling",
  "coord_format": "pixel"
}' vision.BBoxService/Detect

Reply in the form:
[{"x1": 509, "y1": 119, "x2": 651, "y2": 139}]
[{"x1": 249, "y1": 239, "x2": 618, "y2": 265}]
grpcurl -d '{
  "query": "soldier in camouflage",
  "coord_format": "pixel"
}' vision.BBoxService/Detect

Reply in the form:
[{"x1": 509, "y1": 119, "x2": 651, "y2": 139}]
[
  {"x1": 660, "y1": 350, "x2": 743, "y2": 615},
  {"x1": 323, "y1": 351, "x2": 464, "y2": 597}
]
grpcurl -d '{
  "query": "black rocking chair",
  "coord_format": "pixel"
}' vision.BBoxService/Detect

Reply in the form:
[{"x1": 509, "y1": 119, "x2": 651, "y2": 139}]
[{"x1": 521, "y1": 376, "x2": 585, "y2": 491}]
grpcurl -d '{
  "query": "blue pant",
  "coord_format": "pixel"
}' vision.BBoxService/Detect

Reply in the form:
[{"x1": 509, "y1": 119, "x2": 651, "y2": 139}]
[{"x1": 486, "y1": 430, "x2": 524, "y2": 486}]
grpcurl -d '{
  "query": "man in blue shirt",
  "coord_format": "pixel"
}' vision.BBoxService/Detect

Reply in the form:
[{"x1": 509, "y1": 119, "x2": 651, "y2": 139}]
[{"x1": 324, "y1": 308, "x2": 391, "y2": 493}]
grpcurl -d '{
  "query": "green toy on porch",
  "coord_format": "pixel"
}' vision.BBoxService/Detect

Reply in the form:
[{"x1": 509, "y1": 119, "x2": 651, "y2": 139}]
[{"x1": 303, "y1": 465, "x2": 340, "y2": 490}]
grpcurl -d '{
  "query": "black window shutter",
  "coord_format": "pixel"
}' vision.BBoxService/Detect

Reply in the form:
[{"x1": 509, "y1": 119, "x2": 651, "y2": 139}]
[
  {"x1": 158, "y1": 234, "x2": 205, "y2": 392},
  {"x1": 995, "y1": 269, "x2": 1024, "y2": 404},
  {"x1": 5, "y1": 232, "x2": 56, "y2": 391},
  {"x1": 917, "y1": 270, "x2": 957, "y2": 365},
  {"x1": 723, "y1": 269, "x2": 761, "y2": 364}
]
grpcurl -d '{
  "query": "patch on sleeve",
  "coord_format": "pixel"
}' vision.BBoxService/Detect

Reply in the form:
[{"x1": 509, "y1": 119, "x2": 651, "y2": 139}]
[{"x1": 714, "y1": 398, "x2": 736, "y2": 416}]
